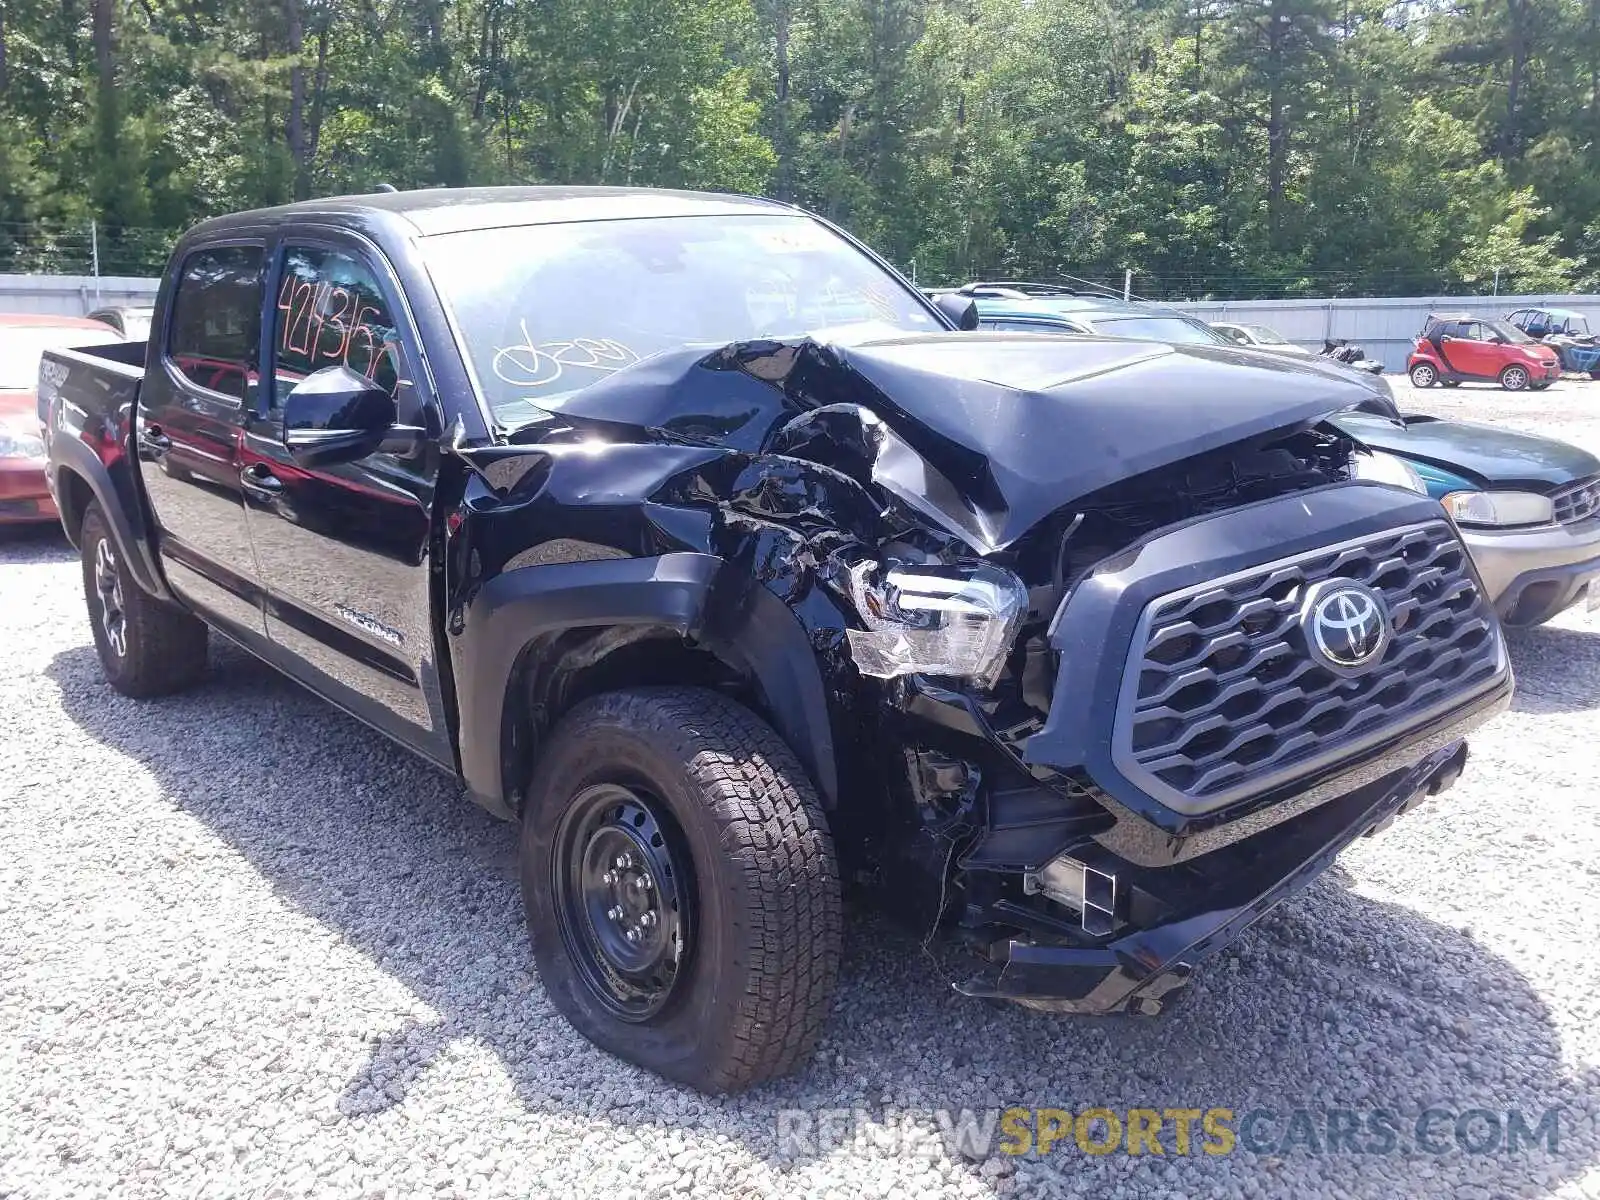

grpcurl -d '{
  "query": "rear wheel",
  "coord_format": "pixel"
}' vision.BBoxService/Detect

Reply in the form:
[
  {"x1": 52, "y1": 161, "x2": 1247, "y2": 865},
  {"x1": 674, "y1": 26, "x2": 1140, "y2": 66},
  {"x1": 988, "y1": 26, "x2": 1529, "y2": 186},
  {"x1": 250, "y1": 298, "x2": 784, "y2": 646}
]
[
  {"x1": 520, "y1": 687, "x2": 841, "y2": 1092},
  {"x1": 80, "y1": 503, "x2": 208, "y2": 696},
  {"x1": 1499, "y1": 364, "x2": 1531, "y2": 391},
  {"x1": 1409, "y1": 362, "x2": 1438, "y2": 388}
]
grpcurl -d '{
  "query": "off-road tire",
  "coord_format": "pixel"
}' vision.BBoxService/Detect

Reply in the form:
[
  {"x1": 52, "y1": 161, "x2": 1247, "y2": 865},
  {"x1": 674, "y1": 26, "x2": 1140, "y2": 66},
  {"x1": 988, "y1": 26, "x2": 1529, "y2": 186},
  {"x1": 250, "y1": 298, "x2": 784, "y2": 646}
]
[
  {"x1": 1499, "y1": 364, "x2": 1531, "y2": 391},
  {"x1": 80, "y1": 502, "x2": 208, "y2": 696},
  {"x1": 1409, "y1": 362, "x2": 1438, "y2": 388},
  {"x1": 520, "y1": 686, "x2": 842, "y2": 1093}
]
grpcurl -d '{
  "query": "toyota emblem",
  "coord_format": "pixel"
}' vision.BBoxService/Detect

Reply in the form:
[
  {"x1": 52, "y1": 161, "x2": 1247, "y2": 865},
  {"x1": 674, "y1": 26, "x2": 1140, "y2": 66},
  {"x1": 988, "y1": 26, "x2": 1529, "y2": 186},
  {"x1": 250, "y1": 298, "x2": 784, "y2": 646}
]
[{"x1": 1300, "y1": 580, "x2": 1390, "y2": 672}]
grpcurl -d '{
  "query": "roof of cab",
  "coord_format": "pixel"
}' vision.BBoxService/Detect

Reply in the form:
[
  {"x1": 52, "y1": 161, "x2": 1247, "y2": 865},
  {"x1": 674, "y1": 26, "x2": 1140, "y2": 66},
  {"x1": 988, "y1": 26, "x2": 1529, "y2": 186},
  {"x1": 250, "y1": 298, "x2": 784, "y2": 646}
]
[{"x1": 185, "y1": 186, "x2": 796, "y2": 240}]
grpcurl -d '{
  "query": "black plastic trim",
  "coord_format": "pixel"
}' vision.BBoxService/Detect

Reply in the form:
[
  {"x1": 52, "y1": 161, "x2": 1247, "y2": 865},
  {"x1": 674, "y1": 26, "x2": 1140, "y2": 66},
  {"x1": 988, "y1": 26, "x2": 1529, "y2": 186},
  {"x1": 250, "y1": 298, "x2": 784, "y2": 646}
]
[
  {"x1": 452, "y1": 553, "x2": 720, "y2": 816},
  {"x1": 50, "y1": 433, "x2": 172, "y2": 601}
]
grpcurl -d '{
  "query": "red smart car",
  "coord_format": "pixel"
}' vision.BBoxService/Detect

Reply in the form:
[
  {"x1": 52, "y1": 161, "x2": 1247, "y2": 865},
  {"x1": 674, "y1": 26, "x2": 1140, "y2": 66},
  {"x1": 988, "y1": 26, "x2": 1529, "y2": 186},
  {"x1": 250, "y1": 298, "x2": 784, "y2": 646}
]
[{"x1": 1407, "y1": 311, "x2": 1562, "y2": 392}]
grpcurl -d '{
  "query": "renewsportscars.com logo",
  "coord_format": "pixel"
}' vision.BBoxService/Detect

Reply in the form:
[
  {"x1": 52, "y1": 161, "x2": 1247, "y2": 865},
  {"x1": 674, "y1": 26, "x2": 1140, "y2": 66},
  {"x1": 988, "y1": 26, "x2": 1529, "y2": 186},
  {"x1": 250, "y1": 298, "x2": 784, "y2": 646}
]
[{"x1": 775, "y1": 1106, "x2": 1563, "y2": 1160}]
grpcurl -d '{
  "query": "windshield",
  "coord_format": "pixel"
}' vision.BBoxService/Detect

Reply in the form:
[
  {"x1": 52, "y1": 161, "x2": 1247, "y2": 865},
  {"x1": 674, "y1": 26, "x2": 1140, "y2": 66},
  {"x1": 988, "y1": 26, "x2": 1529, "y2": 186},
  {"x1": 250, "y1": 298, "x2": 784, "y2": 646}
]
[
  {"x1": 1092, "y1": 315, "x2": 1229, "y2": 345},
  {"x1": 0, "y1": 324, "x2": 119, "y2": 389},
  {"x1": 1242, "y1": 324, "x2": 1287, "y2": 343},
  {"x1": 1556, "y1": 313, "x2": 1590, "y2": 335},
  {"x1": 1486, "y1": 320, "x2": 1534, "y2": 344},
  {"x1": 423, "y1": 213, "x2": 940, "y2": 422}
]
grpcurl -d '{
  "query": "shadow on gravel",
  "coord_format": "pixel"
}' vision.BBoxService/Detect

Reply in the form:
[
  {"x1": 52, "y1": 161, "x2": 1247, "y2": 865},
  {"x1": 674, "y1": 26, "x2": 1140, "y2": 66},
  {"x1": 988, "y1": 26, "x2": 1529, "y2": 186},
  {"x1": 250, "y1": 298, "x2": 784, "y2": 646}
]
[
  {"x1": 46, "y1": 640, "x2": 1600, "y2": 1199},
  {"x1": 1506, "y1": 624, "x2": 1600, "y2": 714},
  {"x1": 0, "y1": 522, "x2": 73, "y2": 562}
]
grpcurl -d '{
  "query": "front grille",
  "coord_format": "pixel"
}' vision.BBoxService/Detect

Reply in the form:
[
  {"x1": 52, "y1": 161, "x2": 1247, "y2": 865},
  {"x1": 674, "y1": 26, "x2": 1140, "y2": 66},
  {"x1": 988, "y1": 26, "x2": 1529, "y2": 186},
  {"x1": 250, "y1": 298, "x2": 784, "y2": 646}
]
[
  {"x1": 1552, "y1": 476, "x2": 1600, "y2": 525},
  {"x1": 1115, "y1": 522, "x2": 1502, "y2": 809}
]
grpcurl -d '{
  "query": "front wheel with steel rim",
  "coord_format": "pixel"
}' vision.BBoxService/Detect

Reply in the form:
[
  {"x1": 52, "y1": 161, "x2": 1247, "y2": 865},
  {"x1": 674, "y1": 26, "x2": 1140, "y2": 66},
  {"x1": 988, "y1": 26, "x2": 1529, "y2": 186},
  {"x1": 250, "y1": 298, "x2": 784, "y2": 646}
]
[
  {"x1": 1500, "y1": 364, "x2": 1531, "y2": 391},
  {"x1": 79, "y1": 501, "x2": 208, "y2": 697},
  {"x1": 521, "y1": 687, "x2": 841, "y2": 1093},
  {"x1": 1409, "y1": 362, "x2": 1438, "y2": 388},
  {"x1": 554, "y1": 783, "x2": 695, "y2": 1022}
]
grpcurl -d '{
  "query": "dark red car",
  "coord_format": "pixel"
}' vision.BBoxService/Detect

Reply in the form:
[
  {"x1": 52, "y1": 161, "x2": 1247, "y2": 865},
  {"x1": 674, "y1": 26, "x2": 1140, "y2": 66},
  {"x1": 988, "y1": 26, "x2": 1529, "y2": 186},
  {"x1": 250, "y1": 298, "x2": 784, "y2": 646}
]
[
  {"x1": 1407, "y1": 311, "x2": 1562, "y2": 392},
  {"x1": 0, "y1": 314, "x2": 123, "y2": 525}
]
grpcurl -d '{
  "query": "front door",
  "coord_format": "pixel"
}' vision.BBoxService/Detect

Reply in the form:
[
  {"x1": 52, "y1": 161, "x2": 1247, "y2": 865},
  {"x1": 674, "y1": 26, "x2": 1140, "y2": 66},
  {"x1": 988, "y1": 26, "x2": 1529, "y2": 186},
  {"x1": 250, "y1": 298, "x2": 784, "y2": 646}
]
[
  {"x1": 240, "y1": 236, "x2": 452, "y2": 766},
  {"x1": 1434, "y1": 320, "x2": 1487, "y2": 378},
  {"x1": 136, "y1": 243, "x2": 267, "y2": 636}
]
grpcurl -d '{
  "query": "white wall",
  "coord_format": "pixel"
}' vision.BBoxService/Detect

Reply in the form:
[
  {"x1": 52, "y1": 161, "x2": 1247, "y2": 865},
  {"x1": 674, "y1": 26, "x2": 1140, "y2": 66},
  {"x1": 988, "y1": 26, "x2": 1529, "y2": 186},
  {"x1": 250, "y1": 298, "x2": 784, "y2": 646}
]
[
  {"x1": 1178, "y1": 293, "x2": 1600, "y2": 372},
  {"x1": 0, "y1": 273, "x2": 160, "y2": 317}
]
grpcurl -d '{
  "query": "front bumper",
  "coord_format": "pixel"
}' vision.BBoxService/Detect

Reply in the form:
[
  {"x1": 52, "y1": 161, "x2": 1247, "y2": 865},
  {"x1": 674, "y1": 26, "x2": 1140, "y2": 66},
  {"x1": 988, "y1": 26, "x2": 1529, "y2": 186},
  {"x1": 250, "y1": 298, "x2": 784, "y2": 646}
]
[
  {"x1": 1463, "y1": 517, "x2": 1600, "y2": 626},
  {"x1": 954, "y1": 739, "x2": 1471, "y2": 1011},
  {"x1": 0, "y1": 459, "x2": 56, "y2": 525}
]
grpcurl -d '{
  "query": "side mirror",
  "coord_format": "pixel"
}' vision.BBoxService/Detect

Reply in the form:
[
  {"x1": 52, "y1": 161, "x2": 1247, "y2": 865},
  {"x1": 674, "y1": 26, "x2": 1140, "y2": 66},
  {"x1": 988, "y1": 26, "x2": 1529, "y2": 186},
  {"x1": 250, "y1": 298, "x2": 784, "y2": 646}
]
[
  {"x1": 932, "y1": 292, "x2": 980, "y2": 331},
  {"x1": 282, "y1": 365, "x2": 420, "y2": 467}
]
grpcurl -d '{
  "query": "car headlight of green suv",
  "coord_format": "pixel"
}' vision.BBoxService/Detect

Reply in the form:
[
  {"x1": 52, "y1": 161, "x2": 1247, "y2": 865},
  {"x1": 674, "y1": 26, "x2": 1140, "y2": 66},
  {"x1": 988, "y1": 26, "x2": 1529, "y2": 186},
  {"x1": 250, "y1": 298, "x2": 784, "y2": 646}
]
[{"x1": 1441, "y1": 490, "x2": 1555, "y2": 528}]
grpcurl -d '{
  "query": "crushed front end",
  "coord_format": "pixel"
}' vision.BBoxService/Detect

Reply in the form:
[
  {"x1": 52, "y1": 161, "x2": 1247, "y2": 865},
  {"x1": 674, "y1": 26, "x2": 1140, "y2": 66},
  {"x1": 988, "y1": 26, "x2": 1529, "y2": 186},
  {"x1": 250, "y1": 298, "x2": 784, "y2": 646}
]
[
  {"x1": 483, "y1": 332, "x2": 1513, "y2": 1014},
  {"x1": 860, "y1": 480, "x2": 1511, "y2": 1013}
]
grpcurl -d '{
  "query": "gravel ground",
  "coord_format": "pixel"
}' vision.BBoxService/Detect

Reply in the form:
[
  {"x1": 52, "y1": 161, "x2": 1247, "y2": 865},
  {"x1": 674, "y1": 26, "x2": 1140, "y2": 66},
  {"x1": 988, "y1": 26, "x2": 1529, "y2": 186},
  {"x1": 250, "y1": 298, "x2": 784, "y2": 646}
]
[{"x1": 4, "y1": 381, "x2": 1600, "y2": 1199}]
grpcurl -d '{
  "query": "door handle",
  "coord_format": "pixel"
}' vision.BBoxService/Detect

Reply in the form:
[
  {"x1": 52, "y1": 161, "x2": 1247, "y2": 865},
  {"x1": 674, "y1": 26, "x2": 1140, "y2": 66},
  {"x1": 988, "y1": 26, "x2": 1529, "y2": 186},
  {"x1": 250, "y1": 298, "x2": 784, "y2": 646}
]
[
  {"x1": 137, "y1": 424, "x2": 171, "y2": 459},
  {"x1": 239, "y1": 464, "x2": 284, "y2": 499}
]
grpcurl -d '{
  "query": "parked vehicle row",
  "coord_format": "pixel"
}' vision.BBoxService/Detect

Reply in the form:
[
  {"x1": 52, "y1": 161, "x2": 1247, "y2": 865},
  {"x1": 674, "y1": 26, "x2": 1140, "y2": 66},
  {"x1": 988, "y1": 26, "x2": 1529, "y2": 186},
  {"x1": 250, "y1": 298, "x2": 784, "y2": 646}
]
[
  {"x1": 1505, "y1": 306, "x2": 1600, "y2": 378},
  {"x1": 928, "y1": 282, "x2": 1600, "y2": 629},
  {"x1": 35, "y1": 190, "x2": 1516, "y2": 1092}
]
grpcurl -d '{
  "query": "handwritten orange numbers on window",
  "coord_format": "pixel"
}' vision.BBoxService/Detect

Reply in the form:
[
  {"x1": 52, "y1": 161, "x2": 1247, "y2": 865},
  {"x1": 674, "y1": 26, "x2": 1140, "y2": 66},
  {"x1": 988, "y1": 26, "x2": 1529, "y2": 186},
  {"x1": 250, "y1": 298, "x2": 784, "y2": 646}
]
[{"x1": 276, "y1": 270, "x2": 399, "y2": 391}]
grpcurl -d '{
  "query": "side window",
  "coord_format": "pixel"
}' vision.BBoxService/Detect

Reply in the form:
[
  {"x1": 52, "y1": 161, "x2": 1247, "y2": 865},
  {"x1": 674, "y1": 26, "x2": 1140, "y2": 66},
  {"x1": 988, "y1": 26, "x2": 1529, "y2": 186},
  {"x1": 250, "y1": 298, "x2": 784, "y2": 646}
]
[
  {"x1": 272, "y1": 245, "x2": 405, "y2": 410},
  {"x1": 168, "y1": 245, "x2": 263, "y2": 401}
]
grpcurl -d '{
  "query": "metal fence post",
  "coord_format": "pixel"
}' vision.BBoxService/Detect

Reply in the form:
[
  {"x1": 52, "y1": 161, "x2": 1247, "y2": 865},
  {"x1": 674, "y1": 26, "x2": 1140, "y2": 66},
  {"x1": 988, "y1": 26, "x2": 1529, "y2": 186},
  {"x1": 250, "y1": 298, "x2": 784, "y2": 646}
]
[{"x1": 90, "y1": 219, "x2": 101, "y2": 301}]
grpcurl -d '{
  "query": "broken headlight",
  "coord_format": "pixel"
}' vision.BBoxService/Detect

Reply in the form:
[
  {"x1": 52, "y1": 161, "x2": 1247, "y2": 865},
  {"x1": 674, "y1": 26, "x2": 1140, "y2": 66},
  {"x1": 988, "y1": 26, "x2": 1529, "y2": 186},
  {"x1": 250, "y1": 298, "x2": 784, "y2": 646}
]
[{"x1": 842, "y1": 560, "x2": 1026, "y2": 689}]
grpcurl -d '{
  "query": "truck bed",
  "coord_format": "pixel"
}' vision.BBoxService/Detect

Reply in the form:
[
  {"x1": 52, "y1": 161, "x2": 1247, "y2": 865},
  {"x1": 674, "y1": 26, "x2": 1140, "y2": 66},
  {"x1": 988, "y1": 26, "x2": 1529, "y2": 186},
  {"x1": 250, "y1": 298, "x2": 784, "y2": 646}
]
[{"x1": 39, "y1": 340, "x2": 145, "y2": 428}]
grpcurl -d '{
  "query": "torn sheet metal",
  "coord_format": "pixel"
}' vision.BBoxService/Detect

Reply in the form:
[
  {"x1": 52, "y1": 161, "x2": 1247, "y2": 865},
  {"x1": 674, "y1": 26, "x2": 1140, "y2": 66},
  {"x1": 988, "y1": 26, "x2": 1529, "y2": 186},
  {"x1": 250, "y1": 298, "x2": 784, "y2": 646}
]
[{"x1": 537, "y1": 333, "x2": 1397, "y2": 553}]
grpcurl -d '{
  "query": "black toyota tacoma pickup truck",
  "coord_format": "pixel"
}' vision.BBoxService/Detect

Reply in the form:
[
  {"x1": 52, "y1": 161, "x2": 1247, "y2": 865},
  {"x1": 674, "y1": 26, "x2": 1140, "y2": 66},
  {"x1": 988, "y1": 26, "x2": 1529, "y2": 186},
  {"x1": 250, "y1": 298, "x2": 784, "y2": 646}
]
[{"x1": 41, "y1": 187, "x2": 1512, "y2": 1092}]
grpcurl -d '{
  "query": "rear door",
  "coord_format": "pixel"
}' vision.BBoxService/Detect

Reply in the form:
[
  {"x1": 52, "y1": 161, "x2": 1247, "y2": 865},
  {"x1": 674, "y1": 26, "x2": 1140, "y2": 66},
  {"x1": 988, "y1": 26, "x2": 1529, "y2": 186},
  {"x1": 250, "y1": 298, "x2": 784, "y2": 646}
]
[
  {"x1": 239, "y1": 234, "x2": 452, "y2": 766},
  {"x1": 136, "y1": 243, "x2": 267, "y2": 636}
]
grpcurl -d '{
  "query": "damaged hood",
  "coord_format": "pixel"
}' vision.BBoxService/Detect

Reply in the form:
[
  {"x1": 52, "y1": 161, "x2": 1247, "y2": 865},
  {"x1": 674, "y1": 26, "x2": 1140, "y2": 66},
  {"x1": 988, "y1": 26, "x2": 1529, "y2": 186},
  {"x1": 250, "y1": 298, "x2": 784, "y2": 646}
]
[{"x1": 540, "y1": 332, "x2": 1390, "y2": 552}]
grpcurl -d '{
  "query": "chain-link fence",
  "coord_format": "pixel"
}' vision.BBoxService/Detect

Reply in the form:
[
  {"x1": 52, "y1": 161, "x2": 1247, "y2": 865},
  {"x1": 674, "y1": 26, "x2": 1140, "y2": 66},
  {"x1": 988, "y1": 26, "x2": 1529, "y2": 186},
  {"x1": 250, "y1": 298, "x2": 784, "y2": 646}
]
[
  {"x1": 943, "y1": 265, "x2": 1565, "y2": 303},
  {"x1": 0, "y1": 221, "x2": 176, "y2": 278}
]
